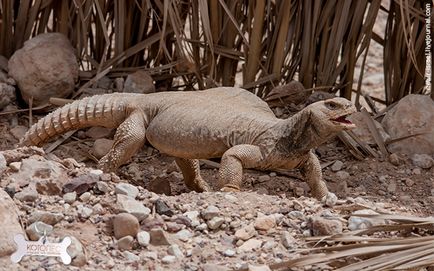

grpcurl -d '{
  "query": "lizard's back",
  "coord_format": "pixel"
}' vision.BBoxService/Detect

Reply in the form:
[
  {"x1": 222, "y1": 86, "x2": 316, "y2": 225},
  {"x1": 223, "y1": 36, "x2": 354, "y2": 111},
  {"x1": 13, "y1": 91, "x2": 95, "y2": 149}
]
[{"x1": 146, "y1": 87, "x2": 280, "y2": 158}]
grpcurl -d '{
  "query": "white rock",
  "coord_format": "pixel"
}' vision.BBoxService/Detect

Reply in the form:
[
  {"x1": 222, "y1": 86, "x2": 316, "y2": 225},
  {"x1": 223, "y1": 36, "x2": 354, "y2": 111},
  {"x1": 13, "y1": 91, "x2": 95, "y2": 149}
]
[
  {"x1": 137, "y1": 231, "x2": 150, "y2": 247},
  {"x1": 117, "y1": 194, "x2": 150, "y2": 221},
  {"x1": 348, "y1": 209, "x2": 386, "y2": 231},
  {"x1": 63, "y1": 192, "x2": 77, "y2": 204},
  {"x1": 168, "y1": 244, "x2": 183, "y2": 258},
  {"x1": 201, "y1": 205, "x2": 220, "y2": 220},
  {"x1": 331, "y1": 160, "x2": 344, "y2": 172},
  {"x1": 79, "y1": 192, "x2": 91, "y2": 202},
  {"x1": 176, "y1": 229, "x2": 193, "y2": 242},
  {"x1": 281, "y1": 231, "x2": 295, "y2": 249},
  {"x1": 183, "y1": 210, "x2": 200, "y2": 227},
  {"x1": 115, "y1": 183, "x2": 139, "y2": 199},
  {"x1": 237, "y1": 239, "x2": 262, "y2": 253},
  {"x1": 223, "y1": 249, "x2": 236, "y2": 257},
  {"x1": 235, "y1": 224, "x2": 256, "y2": 241},
  {"x1": 161, "y1": 255, "x2": 177, "y2": 264},
  {"x1": 207, "y1": 217, "x2": 225, "y2": 230},
  {"x1": 77, "y1": 205, "x2": 93, "y2": 219}
]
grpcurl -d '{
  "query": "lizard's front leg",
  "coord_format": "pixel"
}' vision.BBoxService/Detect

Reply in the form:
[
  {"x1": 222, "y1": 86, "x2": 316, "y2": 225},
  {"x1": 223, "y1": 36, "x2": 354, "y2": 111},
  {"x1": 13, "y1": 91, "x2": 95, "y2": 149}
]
[
  {"x1": 98, "y1": 111, "x2": 147, "y2": 172},
  {"x1": 175, "y1": 158, "x2": 211, "y2": 192},
  {"x1": 299, "y1": 150, "x2": 337, "y2": 205},
  {"x1": 218, "y1": 145, "x2": 264, "y2": 192}
]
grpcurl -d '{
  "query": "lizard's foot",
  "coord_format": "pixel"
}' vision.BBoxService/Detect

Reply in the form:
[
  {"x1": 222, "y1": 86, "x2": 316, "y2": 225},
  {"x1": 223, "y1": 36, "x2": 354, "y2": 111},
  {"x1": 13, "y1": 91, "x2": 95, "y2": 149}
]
[
  {"x1": 196, "y1": 179, "x2": 212, "y2": 192},
  {"x1": 321, "y1": 192, "x2": 338, "y2": 207},
  {"x1": 220, "y1": 184, "x2": 240, "y2": 192}
]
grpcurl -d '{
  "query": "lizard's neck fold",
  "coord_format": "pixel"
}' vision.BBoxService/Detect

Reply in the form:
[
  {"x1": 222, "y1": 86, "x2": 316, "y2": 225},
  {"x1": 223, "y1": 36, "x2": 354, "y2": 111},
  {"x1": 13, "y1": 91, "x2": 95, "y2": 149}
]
[{"x1": 276, "y1": 108, "x2": 333, "y2": 153}]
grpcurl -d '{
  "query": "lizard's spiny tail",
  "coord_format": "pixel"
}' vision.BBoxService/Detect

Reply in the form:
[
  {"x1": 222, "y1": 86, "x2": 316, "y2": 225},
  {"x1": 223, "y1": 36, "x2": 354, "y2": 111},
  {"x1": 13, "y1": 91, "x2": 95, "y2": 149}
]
[{"x1": 19, "y1": 94, "x2": 130, "y2": 147}]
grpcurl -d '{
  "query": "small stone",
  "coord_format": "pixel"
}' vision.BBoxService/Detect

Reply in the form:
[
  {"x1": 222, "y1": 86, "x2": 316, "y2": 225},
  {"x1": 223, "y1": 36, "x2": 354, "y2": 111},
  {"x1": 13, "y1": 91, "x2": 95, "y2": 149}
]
[
  {"x1": 294, "y1": 187, "x2": 305, "y2": 197},
  {"x1": 9, "y1": 162, "x2": 21, "y2": 171},
  {"x1": 117, "y1": 194, "x2": 151, "y2": 221},
  {"x1": 281, "y1": 231, "x2": 295, "y2": 249},
  {"x1": 79, "y1": 191, "x2": 91, "y2": 202},
  {"x1": 404, "y1": 178, "x2": 414, "y2": 187},
  {"x1": 168, "y1": 244, "x2": 183, "y2": 258},
  {"x1": 122, "y1": 251, "x2": 139, "y2": 262},
  {"x1": 183, "y1": 211, "x2": 200, "y2": 227},
  {"x1": 336, "y1": 171, "x2": 350, "y2": 180},
  {"x1": 92, "y1": 203, "x2": 104, "y2": 214},
  {"x1": 237, "y1": 239, "x2": 262, "y2": 253},
  {"x1": 411, "y1": 154, "x2": 433, "y2": 169},
  {"x1": 150, "y1": 228, "x2": 172, "y2": 246},
  {"x1": 254, "y1": 215, "x2": 276, "y2": 231},
  {"x1": 68, "y1": 236, "x2": 87, "y2": 266},
  {"x1": 387, "y1": 180, "x2": 397, "y2": 193},
  {"x1": 124, "y1": 70, "x2": 155, "y2": 94},
  {"x1": 223, "y1": 249, "x2": 236, "y2": 257},
  {"x1": 201, "y1": 205, "x2": 220, "y2": 220},
  {"x1": 176, "y1": 229, "x2": 193, "y2": 242},
  {"x1": 235, "y1": 224, "x2": 256, "y2": 241},
  {"x1": 92, "y1": 138, "x2": 114, "y2": 159},
  {"x1": 331, "y1": 160, "x2": 344, "y2": 172},
  {"x1": 161, "y1": 255, "x2": 177, "y2": 264},
  {"x1": 224, "y1": 194, "x2": 238, "y2": 202},
  {"x1": 117, "y1": 236, "x2": 134, "y2": 251},
  {"x1": 166, "y1": 221, "x2": 183, "y2": 232},
  {"x1": 309, "y1": 217, "x2": 342, "y2": 236},
  {"x1": 137, "y1": 231, "x2": 150, "y2": 247},
  {"x1": 0, "y1": 153, "x2": 6, "y2": 171},
  {"x1": 288, "y1": 211, "x2": 304, "y2": 220},
  {"x1": 412, "y1": 168, "x2": 422, "y2": 175},
  {"x1": 14, "y1": 185, "x2": 38, "y2": 202},
  {"x1": 348, "y1": 209, "x2": 385, "y2": 230},
  {"x1": 258, "y1": 175, "x2": 271, "y2": 182},
  {"x1": 77, "y1": 205, "x2": 93, "y2": 219},
  {"x1": 203, "y1": 264, "x2": 230, "y2": 271},
  {"x1": 96, "y1": 181, "x2": 110, "y2": 193},
  {"x1": 113, "y1": 213, "x2": 140, "y2": 239},
  {"x1": 207, "y1": 217, "x2": 225, "y2": 230},
  {"x1": 63, "y1": 192, "x2": 77, "y2": 204},
  {"x1": 155, "y1": 199, "x2": 174, "y2": 216},
  {"x1": 389, "y1": 153, "x2": 401, "y2": 166},
  {"x1": 26, "y1": 222, "x2": 53, "y2": 241},
  {"x1": 196, "y1": 223, "x2": 208, "y2": 231},
  {"x1": 28, "y1": 211, "x2": 63, "y2": 225},
  {"x1": 115, "y1": 183, "x2": 139, "y2": 199}
]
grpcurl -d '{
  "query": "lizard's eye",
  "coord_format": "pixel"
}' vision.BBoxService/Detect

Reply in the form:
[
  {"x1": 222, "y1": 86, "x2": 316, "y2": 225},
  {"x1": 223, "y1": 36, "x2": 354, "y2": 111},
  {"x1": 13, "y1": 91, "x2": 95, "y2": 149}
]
[{"x1": 325, "y1": 101, "x2": 339, "y2": 110}]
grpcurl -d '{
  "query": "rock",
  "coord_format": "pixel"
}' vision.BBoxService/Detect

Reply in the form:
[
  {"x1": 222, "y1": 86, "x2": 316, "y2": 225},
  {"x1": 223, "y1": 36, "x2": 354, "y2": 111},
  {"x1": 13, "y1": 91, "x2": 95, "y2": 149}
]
[
  {"x1": 122, "y1": 251, "x2": 139, "y2": 262},
  {"x1": 403, "y1": 178, "x2": 414, "y2": 187},
  {"x1": 63, "y1": 173, "x2": 99, "y2": 194},
  {"x1": 117, "y1": 236, "x2": 134, "y2": 251},
  {"x1": 0, "y1": 83, "x2": 15, "y2": 110},
  {"x1": 411, "y1": 154, "x2": 433, "y2": 169},
  {"x1": 331, "y1": 160, "x2": 344, "y2": 172},
  {"x1": 8, "y1": 33, "x2": 78, "y2": 106},
  {"x1": 92, "y1": 138, "x2": 114, "y2": 159},
  {"x1": 63, "y1": 192, "x2": 77, "y2": 204},
  {"x1": 96, "y1": 181, "x2": 110, "y2": 193},
  {"x1": 237, "y1": 239, "x2": 262, "y2": 253},
  {"x1": 148, "y1": 176, "x2": 172, "y2": 195},
  {"x1": 248, "y1": 265, "x2": 272, "y2": 271},
  {"x1": 309, "y1": 217, "x2": 343, "y2": 236},
  {"x1": 85, "y1": 127, "x2": 113, "y2": 139},
  {"x1": 25, "y1": 221, "x2": 53, "y2": 241},
  {"x1": 113, "y1": 213, "x2": 140, "y2": 239},
  {"x1": 166, "y1": 221, "x2": 183, "y2": 232},
  {"x1": 254, "y1": 215, "x2": 276, "y2": 231},
  {"x1": 207, "y1": 217, "x2": 225, "y2": 230},
  {"x1": 123, "y1": 70, "x2": 155, "y2": 94},
  {"x1": 0, "y1": 190, "x2": 24, "y2": 257},
  {"x1": 68, "y1": 236, "x2": 87, "y2": 266},
  {"x1": 150, "y1": 228, "x2": 172, "y2": 246},
  {"x1": 115, "y1": 183, "x2": 139, "y2": 199},
  {"x1": 77, "y1": 205, "x2": 93, "y2": 219},
  {"x1": 176, "y1": 229, "x2": 193, "y2": 242},
  {"x1": 9, "y1": 161, "x2": 21, "y2": 171},
  {"x1": 235, "y1": 224, "x2": 256, "y2": 241},
  {"x1": 155, "y1": 199, "x2": 174, "y2": 216},
  {"x1": 79, "y1": 191, "x2": 91, "y2": 202},
  {"x1": 161, "y1": 255, "x2": 177, "y2": 264},
  {"x1": 14, "y1": 185, "x2": 38, "y2": 202},
  {"x1": 168, "y1": 244, "x2": 183, "y2": 258},
  {"x1": 137, "y1": 231, "x2": 150, "y2": 247},
  {"x1": 348, "y1": 209, "x2": 386, "y2": 230},
  {"x1": 183, "y1": 210, "x2": 201, "y2": 227},
  {"x1": 201, "y1": 205, "x2": 220, "y2": 220},
  {"x1": 28, "y1": 210, "x2": 63, "y2": 225},
  {"x1": 117, "y1": 194, "x2": 151, "y2": 221},
  {"x1": 258, "y1": 175, "x2": 271, "y2": 182},
  {"x1": 382, "y1": 94, "x2": 434, "y2": 155},
  {"x1": 294, "y1": 186, "x2": 305, "y2": 197},
  {"x1": 336, "y1": 170, "x2": 350, "y2": 180},
  {"x1": 114, "y1": 77, "x2": 124, "y2": 92},
  {"x1": 389, "y1": 153, "x2": 401, "y2": 166},
  {"x1": 0, "y1": 153, "x2": 6, "y2": 171},
  {"x1": 387, "y1": 180, "x2": 397, "y2": 193},
  {"x1": 224, "y1": 194, "x2": 238, "y2": 202},
  {"x1": 348, "y1": 112, "x2": 390, "y2": 145},
  {"x1": 281, "y1": 231, "x2": 295, "y2": 249}
]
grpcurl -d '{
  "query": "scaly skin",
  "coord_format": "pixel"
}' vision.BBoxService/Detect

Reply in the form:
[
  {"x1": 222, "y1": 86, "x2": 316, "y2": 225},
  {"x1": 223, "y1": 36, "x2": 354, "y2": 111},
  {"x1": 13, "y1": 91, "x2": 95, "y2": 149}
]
[{"x1": 20, "y1": 87, "x2": 356, "y2": 202}]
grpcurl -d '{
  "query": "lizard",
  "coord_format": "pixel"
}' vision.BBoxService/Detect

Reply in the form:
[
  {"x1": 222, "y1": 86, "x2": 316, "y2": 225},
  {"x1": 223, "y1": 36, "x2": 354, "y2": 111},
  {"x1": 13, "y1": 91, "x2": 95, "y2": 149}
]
[{"x1": 19, "y1": 87, "x2": 356, "y2": 203}]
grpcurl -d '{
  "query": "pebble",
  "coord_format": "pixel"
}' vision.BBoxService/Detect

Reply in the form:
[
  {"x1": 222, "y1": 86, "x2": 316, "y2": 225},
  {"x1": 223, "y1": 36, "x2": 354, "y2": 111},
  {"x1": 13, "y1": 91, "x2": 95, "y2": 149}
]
[
  {"x1": 122, "y1": 251, "x2": 139, "y2": 262},
  {"x1": 150, "y1": 228, "x2": 172, "y2": 246},
  {"x1": 412, "y1": 168, "x2": 422, "y2": 175},
  {"x1": 184, "y1": 210, "x2": 201, "y2": 227},
  {"x1": 0, "y1": 153, "x2": 6, "y2": 171},
  {"x1": 254, "y1": 215, "x2": 276, "y2": 231},
  {"x1": 207, "y1": 217, "x2": 225, "y2": 230},
  {"x1": 237, "y1": 239, "x2": 262, "y2": 253},
  {"x1": 26, "y1": 222, "x2": 53, "y2": 241},
  {"x1": 331, "y1": 160, "x2": 344, "y2": 172},
  {"x1": 96, "y1": 181, "x2": 110, "y2": 193},
  {"x1": 137, "y1": 231, "x2": 150, "y2": 247},
  {"x1": 117, "y1": 194, "x2": 151, "y2": 221},
  {"x1": 201, "y1": 205, "x2": 220, "y2": 220},
  {"x1": 63, "y1": 192, "x2": 77, "y2": 204},
  {"x1": 116, "y1": 236, "x2": 134, "y2": 251},
  {"x1": 281, "y1": 231, "x2": 295, "y2": 249},
  {"x1": 387, "y1": 180, "x2": 397, "y2": 193},
  {"x1": 196, "y1": 223, "x2": 208, "y2": 231},
  {"x1": 115, "y1": 183, "x2": 139, "y2": 199},
  {"x1": 389, "y1": 153, "x2": 401, "y2": 166},
  {"x1": 68, "y1": 236, "x2": 87, "y2": 266},
  {"x1": 113, "y1": 213, "x2": 140, "y2": 239},
  {"x1": 235, "y1": 224, "x2": 256, "y2": 241},
  {"x1": 411, "y1": 154, "x2": 433, "y2": 169},
  {"x1": 168, "y1": 244, "x2": 183, "y2": 258},
  {"x1": 155, "y1": 199, "x2": 174, "y2": 216},
  {"x1": 258, "y1": 175, "x2": 271, "y2": 182},
  {"x1": 294, "y1": 187, "x2": 305, "y2": 196},
  {"x1": 9, "y1": 162, "x2": 21, "y2": 171},
  {"x1": 77, "y1": 205, "x2": 93, "y2": 219},
  {"x1": 309, "y1": 217, "x2": 343, "y2": 236},
  {"x1": 28, "y1": 211, "x2": 64, "y2": 225},
  {"x1": 348, "y1": 209, "x2": 385, "y2": 230},
  {"x1": 288, "y1": 211, "x2": 304, "y2": 220},
  {"x1": 14, "y1": 186, "x2": 38, "y2": 202},
  {"x1": 224, "y1": 194, "x2": 238, "y2": 202},
  {"x1": 176, "y1": 229, "x2": 193, "y2": 242},
  {"x1": 403, "y1": 178, "x2": 414, "y2": 187},
  {"x1": 335, "y1": 171, "x2": 350, "y2": 180},
  {"x1": 224, "y1": 249, "x2": 236, "y2": 257},
  {"x1": 161, "y1": 255, "x2": 177, "y2": 264},
  {"x1": 79, "y1": 192, "x2": 91, "y2": 202}
]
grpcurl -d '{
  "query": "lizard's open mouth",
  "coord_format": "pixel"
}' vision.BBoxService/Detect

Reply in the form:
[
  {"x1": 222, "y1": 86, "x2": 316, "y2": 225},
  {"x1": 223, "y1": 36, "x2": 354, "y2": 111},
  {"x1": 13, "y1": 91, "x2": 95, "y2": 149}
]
[{"x1": 331, "y1": 115, "x2": 353, "y2": 125}]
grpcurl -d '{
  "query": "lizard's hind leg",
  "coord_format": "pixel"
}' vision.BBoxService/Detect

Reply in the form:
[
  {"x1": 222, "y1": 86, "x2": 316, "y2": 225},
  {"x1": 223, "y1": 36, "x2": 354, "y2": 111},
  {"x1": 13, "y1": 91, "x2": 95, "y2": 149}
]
[
  {"x1": 98, "y1": 111, "x2": 147, "y2": 172},
  {"x1": 175, "y1": 158, "x2": 211, "y2": 192}
]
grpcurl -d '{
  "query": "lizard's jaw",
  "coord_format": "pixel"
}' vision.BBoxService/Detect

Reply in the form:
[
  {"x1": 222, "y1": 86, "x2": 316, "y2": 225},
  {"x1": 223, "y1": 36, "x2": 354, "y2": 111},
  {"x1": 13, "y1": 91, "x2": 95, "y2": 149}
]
[{"x1": 330, "y1": 114, "x2": 356, "y2": 129}]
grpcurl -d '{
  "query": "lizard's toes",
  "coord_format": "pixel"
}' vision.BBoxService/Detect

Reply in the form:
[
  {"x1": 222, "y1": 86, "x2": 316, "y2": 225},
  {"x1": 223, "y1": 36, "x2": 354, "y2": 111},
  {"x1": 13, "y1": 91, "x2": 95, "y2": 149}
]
[
  {"x1": 220, "y1": 185, "x2": 240, "y2": 192},
  {"x1": 321, "y1": 192, "x2": 338, "y2": 207}
]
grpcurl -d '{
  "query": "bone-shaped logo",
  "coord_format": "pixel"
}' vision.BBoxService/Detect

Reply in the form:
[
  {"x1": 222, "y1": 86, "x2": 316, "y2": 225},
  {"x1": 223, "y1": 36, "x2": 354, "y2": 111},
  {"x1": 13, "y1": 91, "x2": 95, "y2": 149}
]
[{"x1": 11, "y1": 234, "x2": 72, "y2": 264}]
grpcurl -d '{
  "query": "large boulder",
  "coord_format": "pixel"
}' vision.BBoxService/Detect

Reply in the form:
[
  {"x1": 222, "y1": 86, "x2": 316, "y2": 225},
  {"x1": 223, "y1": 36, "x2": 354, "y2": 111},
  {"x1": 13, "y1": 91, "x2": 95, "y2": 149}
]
[
  {"x1": 8, "y1": 33, "x2": 78, "y2": 106},
  {"x1": 382, "y1": 94, "x2": 434, "y2": 155}
]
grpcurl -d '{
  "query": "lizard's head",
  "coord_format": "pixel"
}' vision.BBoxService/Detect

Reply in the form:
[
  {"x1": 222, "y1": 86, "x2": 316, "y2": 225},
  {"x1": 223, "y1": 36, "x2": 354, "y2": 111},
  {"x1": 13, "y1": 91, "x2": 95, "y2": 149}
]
[{"x1": 308, "y1": 97, "x2": 357, "y2": 132}]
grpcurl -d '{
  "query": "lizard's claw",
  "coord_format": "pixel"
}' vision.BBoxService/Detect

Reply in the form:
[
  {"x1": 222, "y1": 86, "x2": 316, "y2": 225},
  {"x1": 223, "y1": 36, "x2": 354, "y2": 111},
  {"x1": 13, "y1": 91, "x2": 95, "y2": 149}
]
[{"x1": 321, "y1": 192, "x2": 338, "y2": 207}]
